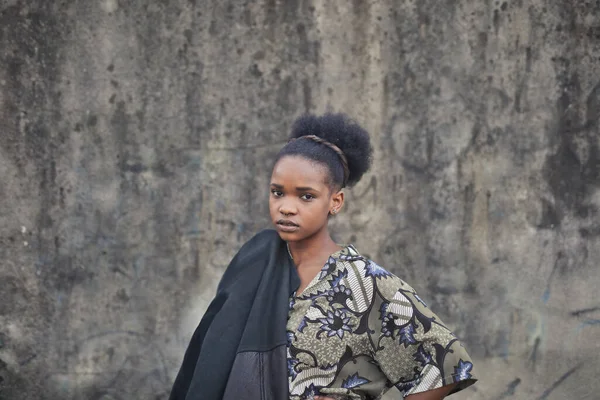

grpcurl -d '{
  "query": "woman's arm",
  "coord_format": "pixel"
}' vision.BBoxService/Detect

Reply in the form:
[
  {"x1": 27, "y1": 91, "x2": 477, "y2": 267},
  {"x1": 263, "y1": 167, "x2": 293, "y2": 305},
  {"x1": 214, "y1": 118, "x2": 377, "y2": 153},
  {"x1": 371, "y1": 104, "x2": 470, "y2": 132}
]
[
  {"x1": 405, "y1": 383, "x2": 457, "y2": 400},
  {"x1": 314, "y1": 383, "x2": 457, "y2": 400}
]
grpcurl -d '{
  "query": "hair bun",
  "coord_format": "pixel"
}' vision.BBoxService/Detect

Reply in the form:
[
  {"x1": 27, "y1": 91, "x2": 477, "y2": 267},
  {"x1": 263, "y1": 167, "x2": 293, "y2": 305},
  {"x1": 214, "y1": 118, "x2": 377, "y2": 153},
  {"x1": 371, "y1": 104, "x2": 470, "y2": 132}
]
[{"x1": 289, "y1": 113, "x2": 373, "y2": 187}]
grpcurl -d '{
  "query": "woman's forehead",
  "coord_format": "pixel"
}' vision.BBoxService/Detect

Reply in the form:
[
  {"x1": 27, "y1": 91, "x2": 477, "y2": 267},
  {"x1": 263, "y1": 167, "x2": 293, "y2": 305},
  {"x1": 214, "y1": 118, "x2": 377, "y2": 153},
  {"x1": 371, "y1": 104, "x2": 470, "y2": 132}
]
[{"x1": 271, "y1": 156, "x2": 329, "y2": 186}]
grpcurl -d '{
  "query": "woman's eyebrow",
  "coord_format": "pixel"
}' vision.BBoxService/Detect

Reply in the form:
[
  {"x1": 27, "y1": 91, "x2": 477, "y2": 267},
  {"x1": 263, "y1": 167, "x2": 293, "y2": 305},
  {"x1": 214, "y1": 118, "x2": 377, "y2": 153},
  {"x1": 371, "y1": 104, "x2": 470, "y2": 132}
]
[
  {"x1": 270, "y1": 183, "x2": 320, "y2": 193},
  {"x1": 295, "y1": 186, "x2": 317, "y2": 191}
]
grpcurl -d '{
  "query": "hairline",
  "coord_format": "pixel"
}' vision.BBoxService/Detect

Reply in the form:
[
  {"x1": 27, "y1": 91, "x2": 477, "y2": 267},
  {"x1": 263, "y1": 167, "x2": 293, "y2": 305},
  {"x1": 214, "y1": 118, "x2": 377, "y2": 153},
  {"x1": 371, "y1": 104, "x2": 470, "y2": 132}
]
[{"x1": 273, "y1": 153, "x2": 343, "y2": 193}]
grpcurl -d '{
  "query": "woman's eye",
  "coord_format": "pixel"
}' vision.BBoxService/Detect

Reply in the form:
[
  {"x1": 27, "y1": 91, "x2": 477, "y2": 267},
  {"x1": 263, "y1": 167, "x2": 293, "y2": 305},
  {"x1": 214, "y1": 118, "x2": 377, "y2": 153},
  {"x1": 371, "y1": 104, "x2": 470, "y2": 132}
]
[
  {"x1": 271, "y1": 190, "x2": 283, "y2": 197},
  {"x1": 301, "y1": 194, "x2": 314, "y2": 201}
]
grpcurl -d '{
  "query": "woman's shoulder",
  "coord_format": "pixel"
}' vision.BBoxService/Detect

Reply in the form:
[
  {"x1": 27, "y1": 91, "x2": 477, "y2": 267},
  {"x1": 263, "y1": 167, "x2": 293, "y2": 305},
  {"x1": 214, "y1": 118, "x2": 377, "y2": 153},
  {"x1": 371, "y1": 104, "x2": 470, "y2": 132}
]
[
  {"x1": 336, "y1": 246, "x2": 427, "y2": 305},
  {"x1": 236, "y1": 229, "x2": 281, "y2": 258},
  {"x1": 217, "y1": 229, "x2": 282, "y2": 292}
]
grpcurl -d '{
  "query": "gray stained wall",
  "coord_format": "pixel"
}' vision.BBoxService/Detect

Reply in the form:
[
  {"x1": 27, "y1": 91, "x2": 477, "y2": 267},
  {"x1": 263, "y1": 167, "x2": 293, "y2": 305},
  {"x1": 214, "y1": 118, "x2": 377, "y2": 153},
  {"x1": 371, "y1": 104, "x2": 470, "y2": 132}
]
[{"x1": 0, "y1": 1, "x2": 599, "y2": 399}]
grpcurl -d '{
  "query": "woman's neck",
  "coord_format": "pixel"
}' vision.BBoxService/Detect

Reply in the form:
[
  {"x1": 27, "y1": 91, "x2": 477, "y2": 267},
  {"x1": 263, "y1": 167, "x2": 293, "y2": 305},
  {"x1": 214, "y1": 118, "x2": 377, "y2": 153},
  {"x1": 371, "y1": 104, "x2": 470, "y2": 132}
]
[{"x1": 287, "y1": 229, "x2": 341, "y2": 269}]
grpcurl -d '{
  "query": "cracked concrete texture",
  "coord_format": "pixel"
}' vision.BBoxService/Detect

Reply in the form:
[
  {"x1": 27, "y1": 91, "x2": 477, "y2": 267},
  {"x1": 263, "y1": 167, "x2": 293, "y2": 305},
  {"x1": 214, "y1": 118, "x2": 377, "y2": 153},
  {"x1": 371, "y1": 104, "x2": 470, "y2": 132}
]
[{"x1": 1, "y1": 1, "x2": 599, "y2": 399}]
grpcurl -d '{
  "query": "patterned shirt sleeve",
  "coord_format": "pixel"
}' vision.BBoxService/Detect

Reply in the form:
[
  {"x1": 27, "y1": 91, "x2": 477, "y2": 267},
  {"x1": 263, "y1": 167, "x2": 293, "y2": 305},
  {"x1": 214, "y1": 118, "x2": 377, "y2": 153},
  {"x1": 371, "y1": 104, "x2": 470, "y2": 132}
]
[{"x1": 371, "y1": 276, "x2": 476, "y2": 398}]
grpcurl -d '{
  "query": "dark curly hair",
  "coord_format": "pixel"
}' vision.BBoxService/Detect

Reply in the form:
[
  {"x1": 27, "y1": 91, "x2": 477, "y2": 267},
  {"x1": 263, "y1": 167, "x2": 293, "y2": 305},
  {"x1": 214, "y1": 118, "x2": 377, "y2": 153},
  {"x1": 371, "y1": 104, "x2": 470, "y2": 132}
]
[{"x1": 274, "y1": 113, "x2": 373, "y2": 189}]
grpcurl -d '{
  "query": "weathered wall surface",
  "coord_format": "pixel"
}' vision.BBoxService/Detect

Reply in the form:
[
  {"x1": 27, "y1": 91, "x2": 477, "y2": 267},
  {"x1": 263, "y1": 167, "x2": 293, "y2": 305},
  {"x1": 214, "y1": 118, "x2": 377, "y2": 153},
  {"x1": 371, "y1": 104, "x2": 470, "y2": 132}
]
[{"x1": 1, "y1": 1, "x2": 599, "y2": 399}]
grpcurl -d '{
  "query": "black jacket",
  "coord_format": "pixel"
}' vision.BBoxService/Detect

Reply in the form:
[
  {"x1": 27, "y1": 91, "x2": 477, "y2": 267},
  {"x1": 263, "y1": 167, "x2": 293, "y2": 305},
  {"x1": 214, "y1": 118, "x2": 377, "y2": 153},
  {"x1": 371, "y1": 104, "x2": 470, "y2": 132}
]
[{"x1": 169, "y1": 230, "x2": 299, "y2": 400}]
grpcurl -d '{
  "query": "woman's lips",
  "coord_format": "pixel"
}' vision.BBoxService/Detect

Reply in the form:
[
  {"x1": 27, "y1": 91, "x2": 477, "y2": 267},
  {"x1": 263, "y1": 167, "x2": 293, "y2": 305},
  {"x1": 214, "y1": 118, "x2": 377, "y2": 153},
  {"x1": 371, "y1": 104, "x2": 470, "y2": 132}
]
[{"x1": 276, "y1": 220, "x2": 299, "y2": 232}]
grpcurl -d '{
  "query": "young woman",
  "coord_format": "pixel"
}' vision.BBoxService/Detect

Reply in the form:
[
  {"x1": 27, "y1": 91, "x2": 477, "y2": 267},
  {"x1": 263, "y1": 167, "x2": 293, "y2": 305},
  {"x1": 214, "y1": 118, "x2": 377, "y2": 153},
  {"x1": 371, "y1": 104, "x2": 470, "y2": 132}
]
[{"x1": 170, "y1": 114, "x2": 476, "y2": 400}]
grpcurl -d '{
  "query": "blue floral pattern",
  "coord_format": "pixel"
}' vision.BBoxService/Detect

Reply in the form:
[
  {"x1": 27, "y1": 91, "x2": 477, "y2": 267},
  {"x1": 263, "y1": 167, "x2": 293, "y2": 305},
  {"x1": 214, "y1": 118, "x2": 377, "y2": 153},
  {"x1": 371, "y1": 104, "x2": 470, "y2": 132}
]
[
  {"x1": 453, "y1": 359, "x2": 474, "y2": 381},
  {"x1": 398, "y1": 321, "x2": 418, "y2": 347},
  {"x1": 286, "y1": 245, "x2": 476, "y2": 399},
  {"x1": 326, "y1": 284, "x2": 352, "y2": 305},
  {"x1": 381, "y1": 312, "x2": 398, "y2": 338},
  {"x1": 364, "y1": 260, "x2": 393, "y2": 278},
  {"x1": 341, "y1": 373, "x2": 370, "y2": 389},
  {"x1": 288, "y1": 357, "x2": 300, "y2": 381},
  {"x1": 317, "y1": 309, "x2": 353, "y2": 339}
]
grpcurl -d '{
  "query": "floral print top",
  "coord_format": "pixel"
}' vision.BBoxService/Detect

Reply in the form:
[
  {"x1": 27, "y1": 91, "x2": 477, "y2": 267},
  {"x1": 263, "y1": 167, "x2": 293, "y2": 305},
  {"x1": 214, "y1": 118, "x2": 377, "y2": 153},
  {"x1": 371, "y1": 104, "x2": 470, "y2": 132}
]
[{"x1": 286, "y1": 245, "x2": 476, "y2": 399}]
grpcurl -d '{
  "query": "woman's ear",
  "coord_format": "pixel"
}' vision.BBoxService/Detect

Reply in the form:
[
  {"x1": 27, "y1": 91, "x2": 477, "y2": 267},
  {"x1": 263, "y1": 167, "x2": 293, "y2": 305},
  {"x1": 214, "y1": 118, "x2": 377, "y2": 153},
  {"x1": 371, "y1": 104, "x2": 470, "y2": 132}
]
[{"x1": 329, "y1": 190, "x2": 344, "y2": 215}]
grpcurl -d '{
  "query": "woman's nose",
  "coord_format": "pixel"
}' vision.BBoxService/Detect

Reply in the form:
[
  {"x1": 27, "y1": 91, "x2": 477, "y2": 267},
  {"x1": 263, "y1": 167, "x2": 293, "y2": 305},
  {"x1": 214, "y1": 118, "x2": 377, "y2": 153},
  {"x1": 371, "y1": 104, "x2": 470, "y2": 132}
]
[{"x1": 279, "y1": 202, "x2": 297, "y2": 216}]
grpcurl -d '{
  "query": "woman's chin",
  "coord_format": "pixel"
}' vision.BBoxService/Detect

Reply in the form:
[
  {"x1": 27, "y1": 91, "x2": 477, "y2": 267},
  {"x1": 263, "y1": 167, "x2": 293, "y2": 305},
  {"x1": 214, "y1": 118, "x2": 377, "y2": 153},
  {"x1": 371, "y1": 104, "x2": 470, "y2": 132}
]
[
  {"x1": 276, "y1": 230, "x2": 296, "y2": 241},
  {"x1": 274, "y1": 228, "x2": 302, "y2": 242}
]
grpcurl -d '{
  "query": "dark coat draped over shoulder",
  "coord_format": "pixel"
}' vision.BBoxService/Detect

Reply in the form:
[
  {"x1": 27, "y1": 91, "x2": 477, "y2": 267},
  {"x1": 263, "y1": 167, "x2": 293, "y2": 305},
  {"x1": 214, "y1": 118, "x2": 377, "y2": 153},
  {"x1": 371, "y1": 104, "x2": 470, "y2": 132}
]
[{"x1": 169, "y1": 230, "x2": 299, "y2": 400}]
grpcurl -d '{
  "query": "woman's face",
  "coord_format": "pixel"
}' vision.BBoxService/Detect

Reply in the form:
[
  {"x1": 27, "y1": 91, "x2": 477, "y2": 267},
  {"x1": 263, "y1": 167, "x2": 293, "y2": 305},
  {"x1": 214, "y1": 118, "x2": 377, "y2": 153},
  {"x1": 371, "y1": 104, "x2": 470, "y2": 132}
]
[{"x1": 269, "y1": 156, "x2": 342, "y2": 243}]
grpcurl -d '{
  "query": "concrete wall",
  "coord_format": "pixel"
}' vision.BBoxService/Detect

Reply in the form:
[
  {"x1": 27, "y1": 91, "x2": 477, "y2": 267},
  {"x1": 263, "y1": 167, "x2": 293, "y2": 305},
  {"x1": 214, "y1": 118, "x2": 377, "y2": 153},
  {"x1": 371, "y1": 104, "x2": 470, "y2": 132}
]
[{"x1": 1, "y1": 1, "x2": 599, "y2": 399}]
